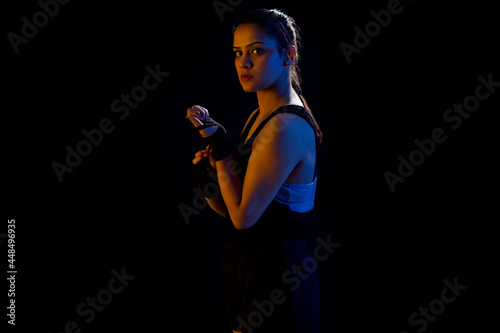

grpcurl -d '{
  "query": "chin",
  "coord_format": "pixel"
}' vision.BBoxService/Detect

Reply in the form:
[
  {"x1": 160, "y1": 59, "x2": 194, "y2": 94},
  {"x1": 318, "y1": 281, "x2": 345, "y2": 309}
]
[
  {"x1": 242, "y1": 86, "x2": 258, "y2": 93},
  {"x1": 240, "y1": 82, "x2": 260, "y2": 92},
  {"x1": 240, "y1": 83, "x2": 259, "y2": 92}
]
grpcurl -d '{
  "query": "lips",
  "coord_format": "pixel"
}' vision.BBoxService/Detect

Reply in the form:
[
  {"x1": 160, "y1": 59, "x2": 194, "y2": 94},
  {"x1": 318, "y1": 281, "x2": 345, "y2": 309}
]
[{"x1": 240, "y1": 73, "x2": 253, "y2": 82}]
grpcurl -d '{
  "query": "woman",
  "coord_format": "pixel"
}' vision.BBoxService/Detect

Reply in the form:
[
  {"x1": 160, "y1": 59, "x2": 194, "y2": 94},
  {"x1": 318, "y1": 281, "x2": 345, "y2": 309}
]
[{"x1": 186, "y1": 9, "x2": 323, "y2": 333}]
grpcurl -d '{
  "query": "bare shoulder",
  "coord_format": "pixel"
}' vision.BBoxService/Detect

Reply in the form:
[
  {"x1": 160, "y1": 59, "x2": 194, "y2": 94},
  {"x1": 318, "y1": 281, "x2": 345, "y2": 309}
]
[
  {"x1": 258, "y1": 112, "x2": 315, "y2": 149},
  {"x1": 268, "y1": 112, "x2": 314, "y2": 138}
]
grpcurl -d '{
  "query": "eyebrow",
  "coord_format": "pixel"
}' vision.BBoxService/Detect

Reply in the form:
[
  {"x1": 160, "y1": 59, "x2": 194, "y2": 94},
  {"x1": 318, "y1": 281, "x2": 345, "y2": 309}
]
[{"x1": 232, "y1": 41, "x2": 265, "y2": 49}]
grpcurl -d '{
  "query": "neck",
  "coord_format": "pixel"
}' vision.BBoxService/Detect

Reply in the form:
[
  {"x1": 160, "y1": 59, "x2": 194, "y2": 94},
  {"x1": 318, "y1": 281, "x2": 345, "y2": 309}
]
[{"x1": 256, "y1": 77, "x2": 302, "y2": 118}]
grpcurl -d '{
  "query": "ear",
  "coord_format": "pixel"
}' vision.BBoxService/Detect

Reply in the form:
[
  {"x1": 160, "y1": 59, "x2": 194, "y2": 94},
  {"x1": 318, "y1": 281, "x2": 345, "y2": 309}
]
[{"x1": 283, "y1": 45, "x2": 297, "y2": 67}]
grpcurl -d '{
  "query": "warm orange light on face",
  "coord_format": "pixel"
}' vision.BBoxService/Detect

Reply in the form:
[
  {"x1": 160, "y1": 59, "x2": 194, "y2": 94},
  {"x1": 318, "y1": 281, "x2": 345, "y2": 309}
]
[{"x1": 233, "y1": 23, "x2": 285, "y2": 93}]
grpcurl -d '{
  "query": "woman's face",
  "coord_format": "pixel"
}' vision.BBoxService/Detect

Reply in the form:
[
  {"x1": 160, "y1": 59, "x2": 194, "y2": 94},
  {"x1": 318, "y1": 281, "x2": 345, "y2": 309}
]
[{"x1": 233, "y1": 23, "x2": 286, "y2": 92}]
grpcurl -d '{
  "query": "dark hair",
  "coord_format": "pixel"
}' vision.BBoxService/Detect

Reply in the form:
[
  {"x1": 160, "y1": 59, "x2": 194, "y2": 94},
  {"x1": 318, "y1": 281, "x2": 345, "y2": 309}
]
[{"x1": 233, "y1": 8, "x2": 323, "y2": 144}]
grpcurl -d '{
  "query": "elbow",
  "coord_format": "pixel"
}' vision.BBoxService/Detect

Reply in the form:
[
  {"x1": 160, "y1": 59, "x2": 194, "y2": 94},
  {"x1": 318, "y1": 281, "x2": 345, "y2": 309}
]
[
  {"x1": 231, "y1": 212, "x2": 257, "y2": 230},
  {"x1": 234, "y1": 222, "x2": 251, "y2": 230},
  {"x1": 228, "y1": 202, "x2": 264, "y2": 230}
]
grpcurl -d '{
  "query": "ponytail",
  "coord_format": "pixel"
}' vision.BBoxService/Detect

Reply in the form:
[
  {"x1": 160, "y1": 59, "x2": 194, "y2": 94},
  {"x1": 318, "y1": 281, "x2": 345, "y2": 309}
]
[
  {"x1": 297, "y1": 93, "x2": 323, "y2": 146},
  {"x1": 291, "y1": 59, "x2": 323, "y2": 146}
]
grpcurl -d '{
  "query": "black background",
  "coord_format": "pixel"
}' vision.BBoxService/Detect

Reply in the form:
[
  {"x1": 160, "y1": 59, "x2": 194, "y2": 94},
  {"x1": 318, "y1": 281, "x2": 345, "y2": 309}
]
[{"x1": 4, "y1": 0, "x2": 498, "y2": 332}]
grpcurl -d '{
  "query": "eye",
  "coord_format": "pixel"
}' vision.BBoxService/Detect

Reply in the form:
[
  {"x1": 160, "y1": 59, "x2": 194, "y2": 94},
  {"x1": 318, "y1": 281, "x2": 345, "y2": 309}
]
[
  {"x1": 251, "y1": 48, "x2": 264, "y2": 55},
  {"x1": 234, "y1": 50, "x2": 242, "y2": 57}
]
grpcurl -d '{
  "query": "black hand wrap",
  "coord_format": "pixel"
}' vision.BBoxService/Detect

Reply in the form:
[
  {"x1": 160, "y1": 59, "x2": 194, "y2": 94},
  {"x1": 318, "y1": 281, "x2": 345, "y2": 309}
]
[
  {"x1": 205, "y1": 127, "x2": 232, "y2": 161},
  {"x1": 190, "y1": 116, "x2": 232, "y2": 161},
  {"x1": 190, "y1": 157, "x2": 220, "y2": 198}
]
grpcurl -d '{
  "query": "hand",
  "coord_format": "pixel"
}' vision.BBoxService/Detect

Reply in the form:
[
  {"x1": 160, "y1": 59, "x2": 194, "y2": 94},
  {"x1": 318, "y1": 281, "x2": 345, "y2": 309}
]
[
  {"x1": 185, "y1": 105, "x2": 217, "y2": 138},
  {"x1": 192, "y1": 145, "x2": 217, "y2": 171}
]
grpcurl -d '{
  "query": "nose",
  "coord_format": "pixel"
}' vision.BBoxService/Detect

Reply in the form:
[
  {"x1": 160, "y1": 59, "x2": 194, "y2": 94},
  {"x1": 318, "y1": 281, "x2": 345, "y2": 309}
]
[{"x1": 239, "y1": 54, "x2": 252, "y2": 70}]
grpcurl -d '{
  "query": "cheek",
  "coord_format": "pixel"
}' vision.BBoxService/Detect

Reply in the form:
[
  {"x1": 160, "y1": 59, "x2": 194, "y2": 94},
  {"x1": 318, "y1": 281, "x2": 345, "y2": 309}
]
[{"x1": 257, "y1": 55, "x2": 282, "y2": 80}]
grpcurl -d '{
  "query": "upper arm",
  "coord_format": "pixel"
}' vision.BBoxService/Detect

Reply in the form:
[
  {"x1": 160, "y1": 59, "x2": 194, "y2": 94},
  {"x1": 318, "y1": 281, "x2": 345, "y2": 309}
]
[{"x1": 234, "y1": 114, "x2": 311, "y2": 229}]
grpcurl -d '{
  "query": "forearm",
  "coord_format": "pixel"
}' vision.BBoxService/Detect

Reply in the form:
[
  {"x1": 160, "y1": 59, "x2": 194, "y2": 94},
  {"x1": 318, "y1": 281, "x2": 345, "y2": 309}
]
[
  {"x1": 206, "y1": 194, "x2": 227, "y2": 217},
  {"x1": 216, "y1": 155, "x2": 244, "y2": 225}
]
